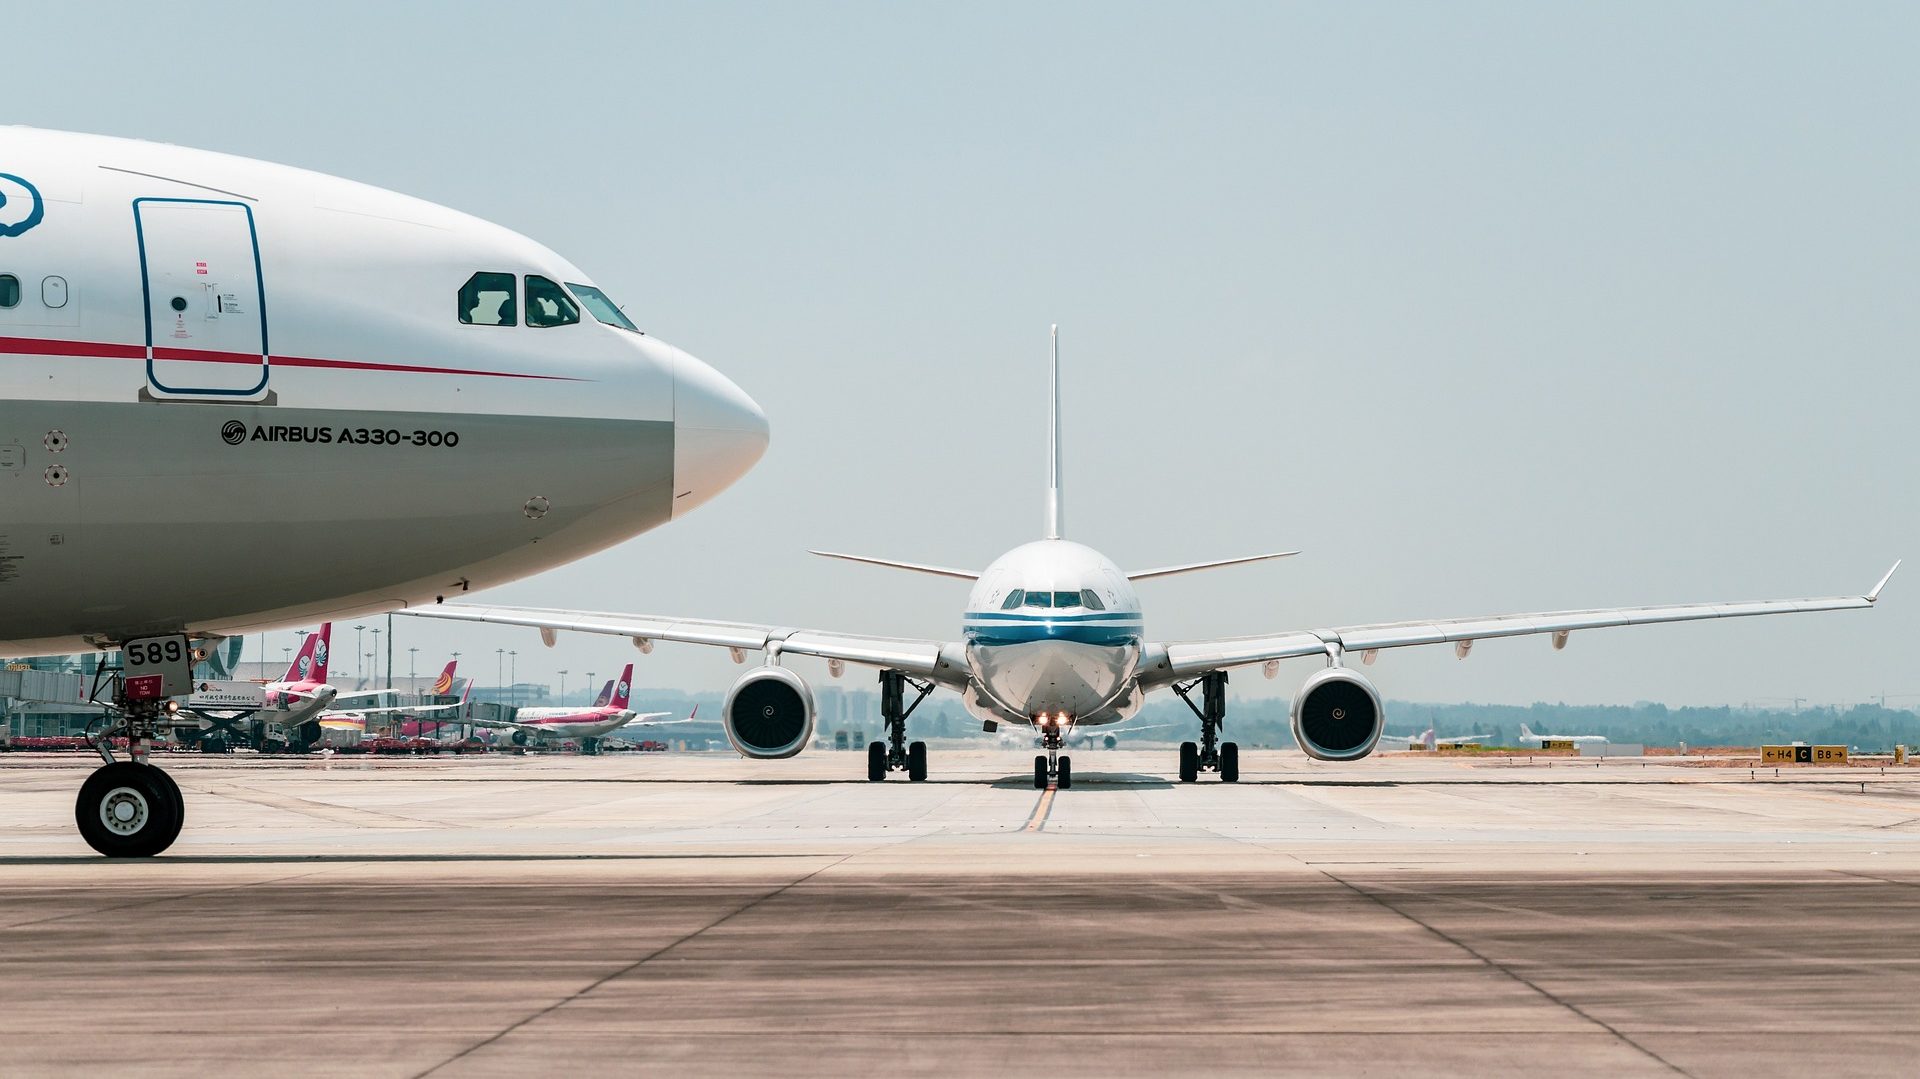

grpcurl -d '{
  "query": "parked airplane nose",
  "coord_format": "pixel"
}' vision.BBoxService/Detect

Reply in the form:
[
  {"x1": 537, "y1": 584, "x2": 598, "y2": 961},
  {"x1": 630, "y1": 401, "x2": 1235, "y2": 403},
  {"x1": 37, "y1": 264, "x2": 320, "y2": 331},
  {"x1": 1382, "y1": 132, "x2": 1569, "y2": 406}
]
[{"x1": 672, "y1": 347, "x2": 769, "y2": 518}]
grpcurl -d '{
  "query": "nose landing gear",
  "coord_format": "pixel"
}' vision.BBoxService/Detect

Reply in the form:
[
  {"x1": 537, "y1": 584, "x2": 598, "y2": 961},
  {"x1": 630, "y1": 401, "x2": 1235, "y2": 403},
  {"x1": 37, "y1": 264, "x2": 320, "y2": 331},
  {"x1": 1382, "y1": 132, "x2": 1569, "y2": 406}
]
[
  {"x1": 76, "y1": 760, "x2": 183, "y2": 857},
  {"x1": 77, "y1": 695, "x2": 185, "y2": 857},
  {"x1": 866, "y1": 669, "x2": 934, "y2": 782},
  {"x1": 1172, "y1": 670, "x2": 1239, "y2": 783},
  {"x1": 1032, "y1": 720, "x2": 1073, "y2": 790}
]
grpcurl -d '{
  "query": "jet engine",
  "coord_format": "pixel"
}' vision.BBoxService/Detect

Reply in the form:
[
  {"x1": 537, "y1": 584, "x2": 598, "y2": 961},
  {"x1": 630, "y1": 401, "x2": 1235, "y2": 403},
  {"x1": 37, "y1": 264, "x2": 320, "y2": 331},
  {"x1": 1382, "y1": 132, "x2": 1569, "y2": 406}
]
[
  {"x1": 1102, "y1": 734, "x2": 1118, "y2": 750},
  {"x1": 1289, "y1": 667, "x2": 1385, "y2": 762},
  {"x1": 723, "y1": 666, "x2": 815, "y2": 759}
]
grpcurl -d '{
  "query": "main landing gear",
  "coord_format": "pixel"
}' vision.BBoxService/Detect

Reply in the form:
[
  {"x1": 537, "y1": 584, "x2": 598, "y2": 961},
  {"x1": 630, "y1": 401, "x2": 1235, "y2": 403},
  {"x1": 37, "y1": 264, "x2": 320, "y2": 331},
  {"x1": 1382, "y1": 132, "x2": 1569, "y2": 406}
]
[
  {"x1": 77, "y1": 696, "x2": 185, "y2": 857},
  {"x1": 1032, "y1": 717, "x2": 1073, "y2": 790},
  {"x1": 1172, "y1": 670, "x2": 1239, "y2": 783},
  {"x1": 867, "y1": 669, "x2": 933, "y2": 782}
]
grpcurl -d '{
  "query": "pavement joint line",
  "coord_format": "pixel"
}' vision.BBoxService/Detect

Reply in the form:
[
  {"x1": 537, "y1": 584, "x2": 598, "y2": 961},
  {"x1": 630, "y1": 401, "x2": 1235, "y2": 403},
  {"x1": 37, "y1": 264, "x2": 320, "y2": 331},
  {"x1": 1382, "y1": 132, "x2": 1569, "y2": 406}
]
[
  {"x1": 410, "y1": 853, "x2": 857, "y2": 1079},
  {"x1": 1311, "y1": 867, "x2": 1694, "y2": 1078},
  {"x1": 0, "y1": 865, "x2": 338, "y2": 932},
  {"x1": 1344, "y1": 874, "x2": 1916, "y2": 980},
  {"x1": 1024, "y1": 788, "x2": 1057, "y2": 832}
]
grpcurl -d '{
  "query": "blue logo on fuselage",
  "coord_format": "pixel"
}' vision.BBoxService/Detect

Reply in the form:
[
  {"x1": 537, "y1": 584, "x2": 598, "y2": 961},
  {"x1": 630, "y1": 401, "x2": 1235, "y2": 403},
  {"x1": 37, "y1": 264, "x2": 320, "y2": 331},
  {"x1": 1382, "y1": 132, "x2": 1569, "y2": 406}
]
[{"x1": 0, "y1": 174, "x2": 46, "y2": 238}]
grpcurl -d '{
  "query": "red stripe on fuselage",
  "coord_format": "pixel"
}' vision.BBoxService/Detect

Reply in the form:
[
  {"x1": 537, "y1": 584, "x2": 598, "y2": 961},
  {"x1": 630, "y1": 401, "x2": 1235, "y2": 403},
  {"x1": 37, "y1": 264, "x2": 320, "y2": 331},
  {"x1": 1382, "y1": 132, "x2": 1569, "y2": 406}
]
[
  {"x1": 151, "y1": 345, "x2": 263, "y2": 366},
  {"x1": 0, "y1": 335, "x2": 144, "y2": 359},
  {"x1": 0, "y1": 335, "x2": 581, "y2": 382}
]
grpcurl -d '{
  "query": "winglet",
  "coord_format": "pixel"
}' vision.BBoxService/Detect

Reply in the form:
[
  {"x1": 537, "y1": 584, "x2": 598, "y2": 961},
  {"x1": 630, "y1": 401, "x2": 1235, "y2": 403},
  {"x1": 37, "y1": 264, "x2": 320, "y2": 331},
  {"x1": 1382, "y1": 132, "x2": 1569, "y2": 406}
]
[{"x1": 1868, "y1": 560, "x2": 1901, "y2": 603}]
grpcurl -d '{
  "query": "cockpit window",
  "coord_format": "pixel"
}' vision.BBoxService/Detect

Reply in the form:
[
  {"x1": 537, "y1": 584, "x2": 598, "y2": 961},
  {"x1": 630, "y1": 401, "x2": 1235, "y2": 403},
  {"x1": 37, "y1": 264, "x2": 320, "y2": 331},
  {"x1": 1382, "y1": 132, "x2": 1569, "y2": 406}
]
[
  {"x1": 458, "y1": 272, "x2": 516, "y2": 326},
  {"x1": 1000, "y1": 589, "x2": 1025, "y2": 610},
  {"x1": 1021, "y1": 591, "x2": 1086, "y2": 609},
  {"x1": 525, "y1": 276, "x2": 580, "y2": 328},
  {"x1": 1081, "y1": 589, "x2": 1106, "y2": 610},
  {"x1": 567, "y1": 282, "x2": 641, "y2": 332}
]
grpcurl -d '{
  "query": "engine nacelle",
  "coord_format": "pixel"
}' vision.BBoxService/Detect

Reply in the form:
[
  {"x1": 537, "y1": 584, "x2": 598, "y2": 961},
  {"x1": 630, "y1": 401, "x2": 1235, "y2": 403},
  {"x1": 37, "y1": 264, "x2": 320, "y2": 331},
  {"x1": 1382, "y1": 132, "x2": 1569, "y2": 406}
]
[
  {"x1": 722, "y1": 666, "x2": 815, "y2": 759},
  {"x1": 1102, "y1": 734, "x2": 1118, "y2": 750},
  {"x1": 1289, "y1": 667, "x2": 1385, "y2": 762}
]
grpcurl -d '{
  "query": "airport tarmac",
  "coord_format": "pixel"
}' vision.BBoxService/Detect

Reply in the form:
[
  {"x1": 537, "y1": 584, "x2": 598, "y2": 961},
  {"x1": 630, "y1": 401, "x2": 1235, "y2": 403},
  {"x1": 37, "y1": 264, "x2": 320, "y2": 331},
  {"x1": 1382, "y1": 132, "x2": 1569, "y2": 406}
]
[{"x1": 3, "y1": 747, "x2": 1918, "y2": 1077}]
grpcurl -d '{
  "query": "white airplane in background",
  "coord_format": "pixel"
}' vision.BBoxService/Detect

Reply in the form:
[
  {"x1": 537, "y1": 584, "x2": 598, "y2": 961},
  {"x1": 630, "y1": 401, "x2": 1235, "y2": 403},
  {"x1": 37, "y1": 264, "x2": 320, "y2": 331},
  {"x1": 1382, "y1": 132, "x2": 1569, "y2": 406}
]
[
  {"x1": 1516, "y1": 724, "x2": 1610, "y2": 747},
  {"x1": 458, "y1": 665, "x2": 692, "y2": 753},
  {"x1": 0, "y1": 128, "x2": 767, "y2": 856},
  {"x1": 1377, "y1": 728, "x2": 1492, "y2": 751},
  {"x1": 1005, "y1": 721, "x2": 1180, "y2": 751},
  {"x1": 411, "y1": 327, "x2": 1897, "y2": 791}
]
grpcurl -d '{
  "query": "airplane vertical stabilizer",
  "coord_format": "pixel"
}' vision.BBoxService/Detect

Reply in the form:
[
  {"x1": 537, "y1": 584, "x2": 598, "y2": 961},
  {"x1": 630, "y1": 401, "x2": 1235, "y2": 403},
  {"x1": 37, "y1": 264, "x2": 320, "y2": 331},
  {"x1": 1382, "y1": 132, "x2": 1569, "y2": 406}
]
[{"x1": 284, "y1": 623, "x2": 332, "y2": 683}]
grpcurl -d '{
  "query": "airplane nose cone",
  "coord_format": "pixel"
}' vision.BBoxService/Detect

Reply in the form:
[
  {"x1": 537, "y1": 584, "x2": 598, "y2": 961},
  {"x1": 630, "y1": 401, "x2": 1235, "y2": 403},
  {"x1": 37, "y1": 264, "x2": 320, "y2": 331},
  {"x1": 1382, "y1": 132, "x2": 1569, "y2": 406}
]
[{"x1": 672, "y1": 347, "x2": 769, "y2": 518}]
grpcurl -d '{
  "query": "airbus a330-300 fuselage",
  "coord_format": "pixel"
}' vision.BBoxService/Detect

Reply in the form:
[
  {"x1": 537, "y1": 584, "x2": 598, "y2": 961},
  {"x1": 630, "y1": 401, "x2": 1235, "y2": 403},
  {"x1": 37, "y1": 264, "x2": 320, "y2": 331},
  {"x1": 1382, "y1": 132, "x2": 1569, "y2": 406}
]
[{"x1": 0, "y1": 127, "x2": 767, "y2": 657}]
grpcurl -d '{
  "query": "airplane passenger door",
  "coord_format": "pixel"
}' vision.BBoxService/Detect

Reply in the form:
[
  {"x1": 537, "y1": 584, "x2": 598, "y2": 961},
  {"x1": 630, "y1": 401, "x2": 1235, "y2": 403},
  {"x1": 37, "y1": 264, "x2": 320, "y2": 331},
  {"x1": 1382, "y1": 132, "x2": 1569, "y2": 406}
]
[{"x1": 135, "y1": 199, "x2": 270, "y2": 399}]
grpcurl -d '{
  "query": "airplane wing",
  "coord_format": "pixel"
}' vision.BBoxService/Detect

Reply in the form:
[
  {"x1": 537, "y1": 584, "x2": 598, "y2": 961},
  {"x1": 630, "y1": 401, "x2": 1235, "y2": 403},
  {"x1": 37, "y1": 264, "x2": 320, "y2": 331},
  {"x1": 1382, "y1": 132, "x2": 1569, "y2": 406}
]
[
  {"x1": 328, "y1": 701, "x2": 467, "y2": 717},
  {"x1": 625, "y1": 712, "x2": 695, "y2": 726},
  {"x1": 402, "y1": 605, "x2": 955, "y2": 683},
  {"x1": 329, "y1": 689, "x2": 395, "y2": 703},
  {"x1": 1153, "y1": 563, "x2": 1898, "y2": 682}
]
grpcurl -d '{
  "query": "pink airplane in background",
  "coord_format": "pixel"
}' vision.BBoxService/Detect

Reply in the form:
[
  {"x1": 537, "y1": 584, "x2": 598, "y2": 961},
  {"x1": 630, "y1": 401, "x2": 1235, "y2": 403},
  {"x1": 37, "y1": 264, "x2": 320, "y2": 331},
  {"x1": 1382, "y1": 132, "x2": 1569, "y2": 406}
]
[
  {"x1": 259, "y1": 624, "x2": 345, "y2": 725},
  {"x1": 461, "y1": 664, "x2": 690, "y2": 753}
]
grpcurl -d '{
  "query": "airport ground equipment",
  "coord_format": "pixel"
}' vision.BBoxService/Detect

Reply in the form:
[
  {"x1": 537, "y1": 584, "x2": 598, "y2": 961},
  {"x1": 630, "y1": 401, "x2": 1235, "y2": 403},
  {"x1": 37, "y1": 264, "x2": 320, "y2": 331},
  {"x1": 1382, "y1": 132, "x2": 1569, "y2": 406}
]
[
  {"x1": 1761, "y1": 744, "x2": 1849, "y2": 764},
  {"x1": 868, "y1": 669, "x2": 932, "y2": 782}
]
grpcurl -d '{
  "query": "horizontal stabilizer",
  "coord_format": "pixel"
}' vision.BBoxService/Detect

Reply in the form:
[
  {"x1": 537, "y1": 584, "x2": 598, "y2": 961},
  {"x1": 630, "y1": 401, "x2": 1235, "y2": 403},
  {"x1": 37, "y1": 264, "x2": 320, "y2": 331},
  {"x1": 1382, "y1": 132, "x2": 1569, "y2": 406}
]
[
  {"x1": 810, "y1": 550, "x2": 980, "y2": 580},
  {"x1": 1127, "y1": 551, "x2": 1299, "y2": 581}
]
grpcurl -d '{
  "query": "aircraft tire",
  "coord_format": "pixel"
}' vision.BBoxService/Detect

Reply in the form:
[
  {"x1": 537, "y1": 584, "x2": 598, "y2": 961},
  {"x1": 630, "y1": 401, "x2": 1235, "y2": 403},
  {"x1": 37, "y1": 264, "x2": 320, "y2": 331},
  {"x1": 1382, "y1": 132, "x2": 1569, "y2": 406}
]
[
  {"x1": 1057, "y1": 756, "x2": 1072, "y2": 790},
  {"x1": 149, "y1": 766, "x2": 186, "y2": 848},
  {"x1": 75, "y1": 762, "x2": 181, "y2": 858},
  {"x1": 1178, "y1": 741, "x2": 1199, "y2": 783},
  {"x1": 1220, "y1": 742, "x2": 1240, "y2": 783},
  {"x1": 907, "y1": 741, "x2": 928, "y2": 782},
  {"x1": 1033, "y1": 755, "x2": 1048, "y2": 790},
  {"x1": 868, "y1": 742, "x2": 887, "y2": 781}
]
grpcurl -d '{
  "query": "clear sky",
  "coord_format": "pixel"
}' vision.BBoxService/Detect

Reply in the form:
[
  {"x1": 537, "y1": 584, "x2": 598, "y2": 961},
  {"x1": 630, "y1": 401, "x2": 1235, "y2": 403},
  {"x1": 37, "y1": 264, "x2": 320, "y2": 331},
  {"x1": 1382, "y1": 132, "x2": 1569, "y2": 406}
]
[{"x1": 13, "y1": 3, "x2": 1915, "y2": 706}]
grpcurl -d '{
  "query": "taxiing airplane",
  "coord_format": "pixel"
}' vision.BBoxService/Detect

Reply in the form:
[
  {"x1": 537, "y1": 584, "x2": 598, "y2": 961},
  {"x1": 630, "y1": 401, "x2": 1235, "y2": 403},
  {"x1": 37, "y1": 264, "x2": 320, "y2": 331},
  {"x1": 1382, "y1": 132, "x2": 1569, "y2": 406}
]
[
  {"x1": 0, "y1": 128, "x2": 767, "y2": 855},
  {"x1": 410, "y1": 328, "x2": 1897, "y2": 792},
  {"x1": 458, "y1": 665, "x2": 686, "y2": 753},
  {"x1": 1516, "y1": 724, "x2": 1609, "y2": 747},
  {"x1": 1377, "y1": 728, "x2": 1492, "y2": 751}
]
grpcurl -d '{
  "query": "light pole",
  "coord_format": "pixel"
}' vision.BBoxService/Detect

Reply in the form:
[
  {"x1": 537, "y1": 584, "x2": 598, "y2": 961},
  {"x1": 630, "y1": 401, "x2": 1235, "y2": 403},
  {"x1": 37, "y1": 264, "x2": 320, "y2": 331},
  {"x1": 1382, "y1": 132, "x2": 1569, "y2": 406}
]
[
  {"x1": 496, "y1": 648, "x2": 504, "y2": 705},
  {"x1": 586, "y1": 671, "x2": 596, "y2": 707},
  {"x1": 408, "y1": 647, "x2": 419, "y2": 689},
  {"x1": 509, "y1": 650, "x2": 517, "y2": 706},
  {"x1": 282, "y1": 646, "x2": 292, "y2": 670},
  {"x1": 354, "y1": 624, "x2": 367, "y2": 684},
  {"x1": 559, "y1": 669, "x2": 568, "y2": 705},
  {"x1": 371, "y1": 626, "x2": 382, "y2": 691}
]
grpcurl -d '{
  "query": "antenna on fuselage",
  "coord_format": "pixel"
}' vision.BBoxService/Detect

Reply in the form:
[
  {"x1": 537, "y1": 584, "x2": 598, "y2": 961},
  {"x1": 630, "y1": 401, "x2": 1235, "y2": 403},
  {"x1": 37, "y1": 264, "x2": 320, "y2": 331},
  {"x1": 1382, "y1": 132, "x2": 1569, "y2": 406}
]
[{"x1": 1047, "y1": 324, "x2": 1063, "y2": 540}]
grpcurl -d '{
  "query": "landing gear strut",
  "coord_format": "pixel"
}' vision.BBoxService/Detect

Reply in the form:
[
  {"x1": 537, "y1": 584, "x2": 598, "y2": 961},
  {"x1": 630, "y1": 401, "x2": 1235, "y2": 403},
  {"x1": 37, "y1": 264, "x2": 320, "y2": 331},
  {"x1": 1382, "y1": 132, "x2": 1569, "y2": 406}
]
[
  {"x1": 1172, "y1": 670, "x2": 1239, "y2": 783},
  {"x1": 867, "y1": 669, "x2": 933, "y2": 782},
  {"x1": 1032, "y1": 723, "x2": 1073, "y2": 790},
  {"x1": 77, "y1": 691, "x2": 185, "y2": 857}
]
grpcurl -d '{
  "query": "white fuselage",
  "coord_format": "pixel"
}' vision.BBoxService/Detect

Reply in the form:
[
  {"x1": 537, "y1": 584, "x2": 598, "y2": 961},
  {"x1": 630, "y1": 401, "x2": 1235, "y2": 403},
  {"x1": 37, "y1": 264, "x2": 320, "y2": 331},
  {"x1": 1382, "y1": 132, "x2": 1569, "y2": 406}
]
[
  {"x1": 509, "y1": 707, "x2": 634, "y2": 740},
  {"x1": 959, "y1": 540, "x2": 1146, "y2": 730},
  {"x1": 0, "y1": 128, "x2": 767, "y2": 657}
]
